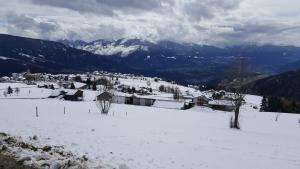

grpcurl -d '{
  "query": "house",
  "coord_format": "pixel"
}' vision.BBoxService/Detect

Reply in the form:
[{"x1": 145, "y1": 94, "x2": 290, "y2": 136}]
[
  {"x1": 183, "y1": 102, "x2": 195, "y2": 110},
  {"x1": 49, "y1": 90, "x2": 67, "y2": 98},
  {"x1": 63, "y1": 90, "x2": 83, "y2": 101},
  {"x1": 127, "y1": 94, "x2": 156, "y2": 106},
  {"x1": 112, "y1": 92, "x2": 155, "y2": 106},
  {"x1": 73, "y1": 82, "x2": 88, "y2": 89},
  {"x1": 212, "y1": 91, "x2": 226, "y2": 100},
  {"x1": 192, "y1": 95, "x2": 209, "y2": 106},
  {"x1": 208, "y1": 100, "x2": 235, "y2": 112},
  {"x1": 0, "y1": 76, "x2": 10, "y2": 82},
  {"x1": 153, "y1": 99, "x2": 185, "y2": 110},
  {"x1": 112, "y1": 94, "x2": 126, "y2": 104}
]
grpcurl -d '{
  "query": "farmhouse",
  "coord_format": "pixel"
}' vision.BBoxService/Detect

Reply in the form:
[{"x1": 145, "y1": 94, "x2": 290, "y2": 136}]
[
  {"x1": 0, "y1": 76, "x2": 10, "y2": 82},
  {"x1": 49, "y1": 90, "x2": 67, "y2": 98},
  {"x1": 111, "y1": 92, "x2": 155, "y2": 106},
  {"x1": 63, "y1": 90, "x2": 84, "y2": 101},
  {"x1": 192, "y1": 95, "x2": 210, "y2": 106},
  {"x1": 208, "y1": 100, "x2": 235, "y2": 112},
  {"x1": 153, "y1": 99, "x2": 185, "y2": 110},
  {"x1": 127, "y1": 94, "x2": 156, "y2": 106}
]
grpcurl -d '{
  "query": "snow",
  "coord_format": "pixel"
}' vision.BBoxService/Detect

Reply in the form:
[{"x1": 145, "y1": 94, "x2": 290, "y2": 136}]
[
  {"x1": 209, "y1": 99, "x2": 233, "y2": 106},
  {"x1": 73, "y1": 82, "x2": 86, "y2": 89},
  {"x1": 81, "y1": 43, "x2": 141, "y2": 57},
  {"x1": 167, "y1": 56, "x2": 176, "y2": 59},
  {"x1": 0, "y1": 56, "x2": 10, "y2": 60},
  {"x1": 19, "y1": 53, "x2": 33, "y2": 58},
  {"x1": 1, "y1": 83, "x2": 300, "y2": 169},
  {"x1": 152, "y1": 100, "x2": 184, "y2": 109},
  {"x1": 0, "y1": 83, "x2": 52, "y2": 99},
  {"x1": 0, "y1": 84, "x2": 300, "y2": 169}
]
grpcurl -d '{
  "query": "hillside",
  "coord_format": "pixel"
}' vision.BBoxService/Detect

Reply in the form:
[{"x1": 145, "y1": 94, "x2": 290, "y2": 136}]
[
  {"x1": 2, "y1": 34, "x2": 300, "y2": 85},
  {"x1": 62, "y1": 39, "x2": 300, "y2": 75},
  {"x1": 0, "y1": 34, "x2": 131, "y2": 75},
  {"x1": 0, "y1": 72, "x2": 300, "y2": 169},
  {"x1": 244, "y1": 69, "x2": 300, "y2": 101}
]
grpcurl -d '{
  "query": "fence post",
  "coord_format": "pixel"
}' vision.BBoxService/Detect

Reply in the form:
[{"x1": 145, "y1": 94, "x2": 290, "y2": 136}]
[
  {"x1": 36, "y1": 106, "x2": 38, "y2": 117},
  {"x1": 64, "y1": 107, "x2": 66, "y2": 115}
]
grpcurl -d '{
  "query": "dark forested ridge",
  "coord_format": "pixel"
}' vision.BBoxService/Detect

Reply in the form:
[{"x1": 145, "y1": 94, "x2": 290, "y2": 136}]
[
  {"x1": 244, "y1": 69, "x2": 300, "y2": 101},
  {"x1": 2, "y1": 34, "x2": 300, "y2": 85}
]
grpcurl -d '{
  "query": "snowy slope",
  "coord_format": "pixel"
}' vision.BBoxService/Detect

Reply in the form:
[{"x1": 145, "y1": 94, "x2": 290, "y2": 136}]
[{"x1": 1, "y1": 83, "x2": 300, "y2": 169}]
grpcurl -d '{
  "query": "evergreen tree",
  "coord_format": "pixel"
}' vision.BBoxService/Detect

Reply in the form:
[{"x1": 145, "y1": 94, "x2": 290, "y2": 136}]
[
  {"x1": 75, "y1": 76, "x2": 82, "y2": 82},
  {"x1": 70, "y1": 83, "x2": 75, "y2": 89},
  {"x1": 7, "y1": 86, "x2": 13, "y2": 95},
  {"x1": 86, "y1": 78, "x2": 92, "y2": 89},
  {"x1": 50, "y1": 84, "x2": 55, "y2": 90},
  {"x1": 92, "y1": 82, "x2": 97, "y2": 91},
  {"x1": 260, "y1": 96, "x2": 268, "y2": 112}
]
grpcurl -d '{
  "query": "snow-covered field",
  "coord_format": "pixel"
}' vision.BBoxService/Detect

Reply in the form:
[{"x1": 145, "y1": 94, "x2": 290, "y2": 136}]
[{"x1": 0, "y1": 82, "x2": 300, "y2": 169}]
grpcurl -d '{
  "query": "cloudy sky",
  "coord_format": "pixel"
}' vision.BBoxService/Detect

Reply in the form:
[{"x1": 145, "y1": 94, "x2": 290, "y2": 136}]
[{"x1": 1, "y1": 0, "x2": 300, "y2": 46}]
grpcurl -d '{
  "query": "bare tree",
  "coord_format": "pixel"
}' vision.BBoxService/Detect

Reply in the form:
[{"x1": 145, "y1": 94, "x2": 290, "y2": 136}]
[
  {"x1": 96, "y1": 91, "x2": 113, "y2": 114},
  {"x1": 15, "y1": 87, "x2": 20, "y2": 95},
  {"x1": 3, "y1": 91, "x2": 7, "y2": 97},
  {"x1": 99, "y1": 77, "x2": 113, "y2": 92},
  {"x1": 95, "y1": 77, "x2": 114, "y2": 114},
  {"x1": 173, "y1": 87, "x2": 181, "y2": 100},
  {"x1": 225, "y1": 58, "x2": 251, "y2": 129}
]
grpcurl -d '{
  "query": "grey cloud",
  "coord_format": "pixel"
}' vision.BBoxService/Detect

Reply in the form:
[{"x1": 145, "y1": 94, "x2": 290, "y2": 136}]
[
  {"x1": 1, "y1": 0, "x2": 300, "y2": 46},
  {"x1": 214, "y1": 21, "x2": 300, "y2": 46},
  {"x1": 4, "y1": 11, "x2": 60, "y2": 38},
  {"x1": 182, "y1": 0, "x2": 242, "y2": 21},
  {"x1": 30, "y1": 0, "x2": 169, "y2": 16}
]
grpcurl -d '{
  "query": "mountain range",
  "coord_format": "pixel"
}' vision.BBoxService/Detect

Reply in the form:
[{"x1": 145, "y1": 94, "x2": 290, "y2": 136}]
[{"x1": 1, "y1": 34, "x2": 300, "y2": 85}]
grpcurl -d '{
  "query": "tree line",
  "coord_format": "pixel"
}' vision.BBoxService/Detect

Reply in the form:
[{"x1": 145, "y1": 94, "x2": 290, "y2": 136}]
[{"x1": 260, "y1": 96, "x2": 300, "y2": 113}]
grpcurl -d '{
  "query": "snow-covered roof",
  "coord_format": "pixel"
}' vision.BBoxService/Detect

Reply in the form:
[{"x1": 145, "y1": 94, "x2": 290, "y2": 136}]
[
  {"x1": 65, "y1": 90, "x2": 81, "y2": 95},
  {"x1": 153, "y1": 100, "x2": 184, "y2": 109},
  {"x1": 73, "y1": 82, "x2": 86, "y2": 89},
  {"x1": 49, "y1": 90, "x2": 63, "y2": 97},
  {"x1": 209, "y1": 100, "x2": 233, "y2": 106}
]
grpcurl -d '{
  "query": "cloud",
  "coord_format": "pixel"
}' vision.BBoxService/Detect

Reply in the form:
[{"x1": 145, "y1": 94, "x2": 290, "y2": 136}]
[
  {"x1": 30, "y1": 0, "x2": 171, "y2": 16},
  {"x1": 0, "y1": 0, "x2": 300, "y2": 46},
  {"x1": 3, "y1": 11, "x2": 60, "y2": 39},
  {"x1": 181, "y1": 0, "x2": 241, "y2": 21}
]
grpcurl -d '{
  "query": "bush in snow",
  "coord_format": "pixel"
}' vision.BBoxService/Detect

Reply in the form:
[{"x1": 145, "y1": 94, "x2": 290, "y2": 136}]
[
  {"x1": 147, "y1": 80, "x2": 151, "y2": 86},
  {"x1": 7, "y1": 86, "x2": 13, "y2": 95},
  {"x1": 3, "y1": 91, "x2": 7, "y2": 97},
  {"x1": 15, "y1": 87, "x2": 20, "y2": 95}
]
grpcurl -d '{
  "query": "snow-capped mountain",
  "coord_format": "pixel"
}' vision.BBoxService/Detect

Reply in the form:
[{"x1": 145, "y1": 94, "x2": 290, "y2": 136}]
[
  {"x1": 0, "y1": 34, "x2": 132, "y2": 76},
  {"x1": 2, "y1": 34, "x2": 300, "y2": 85},
  {"x1": 60, "y1": 38, "x2": 150, "y2": 57}
]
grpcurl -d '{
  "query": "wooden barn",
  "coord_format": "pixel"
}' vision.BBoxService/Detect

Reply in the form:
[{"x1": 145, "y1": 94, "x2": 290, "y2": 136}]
[
  {"x1": 192, "y1": 95, "x2": 209, "y2": 106},
  {"x1": 63, "y1": 90, "x2": 83, "y2": 101},
  {"x1": 208, "y1": 100, "x2": 235, "y2": 112}
]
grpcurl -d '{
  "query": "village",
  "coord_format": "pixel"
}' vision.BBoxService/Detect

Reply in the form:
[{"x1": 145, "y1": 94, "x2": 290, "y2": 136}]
[
  {"x1": 0, "y1": 70, "x2": 299, "y2": 169},
  {"x1": 0, "y1": 70, "x2": 238, "y2": 112}
]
